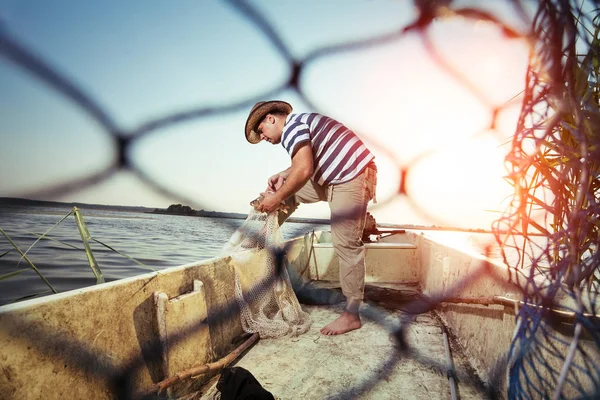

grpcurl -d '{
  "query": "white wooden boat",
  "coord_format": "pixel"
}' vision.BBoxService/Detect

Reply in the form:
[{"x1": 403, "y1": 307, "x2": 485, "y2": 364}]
[{"x1": 0, "y1": 230, "x2": 596, "y2": 399}]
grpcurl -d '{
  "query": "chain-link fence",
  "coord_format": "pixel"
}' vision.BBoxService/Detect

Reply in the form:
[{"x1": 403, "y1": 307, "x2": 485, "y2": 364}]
[{"x1": 1, "y1": 0, "x2": 599, "y2": 398}]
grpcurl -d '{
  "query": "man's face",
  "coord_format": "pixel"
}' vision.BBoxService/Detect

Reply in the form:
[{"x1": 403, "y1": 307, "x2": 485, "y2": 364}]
[{"x1": 257, "y1": 114, "x2": 281, "y2": 144}]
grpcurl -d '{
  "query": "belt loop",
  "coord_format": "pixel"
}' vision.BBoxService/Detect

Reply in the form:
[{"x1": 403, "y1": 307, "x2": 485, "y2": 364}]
[{"x1": 328, "y1": 184, "x2": 334, "y2": 202}]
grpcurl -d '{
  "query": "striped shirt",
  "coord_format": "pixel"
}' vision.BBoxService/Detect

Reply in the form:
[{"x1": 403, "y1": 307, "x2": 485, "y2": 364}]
[{"x1": 281, "y1": 113, "x2": 375, "y2": 185}]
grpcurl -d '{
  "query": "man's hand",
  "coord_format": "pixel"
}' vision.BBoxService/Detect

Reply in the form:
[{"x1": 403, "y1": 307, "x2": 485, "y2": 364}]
[
  {"x1": 256, "y1": 191, "x2": 282, "y2": 213},
  {"x1": 259, "y1": 143, "x2": 312, "y2": 212},
  {"x1": 267, "y1": 174, "x2": 286, "y2": 192}
]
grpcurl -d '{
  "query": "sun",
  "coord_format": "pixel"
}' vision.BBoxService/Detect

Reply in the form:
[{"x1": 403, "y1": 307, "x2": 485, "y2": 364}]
[{"x1": 347, "y1": 18, "x2": 528, "y2": 228}]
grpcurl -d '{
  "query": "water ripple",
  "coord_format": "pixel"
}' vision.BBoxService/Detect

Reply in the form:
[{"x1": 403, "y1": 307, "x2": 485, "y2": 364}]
[{"x1": 0, "y1": 206, "x2": 329, "y2": 306}]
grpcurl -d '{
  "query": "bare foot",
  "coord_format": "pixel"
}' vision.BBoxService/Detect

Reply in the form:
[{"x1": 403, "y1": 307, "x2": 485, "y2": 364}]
[{"x1": 320, "y1": 310, "x2": 361, "y2": 335}]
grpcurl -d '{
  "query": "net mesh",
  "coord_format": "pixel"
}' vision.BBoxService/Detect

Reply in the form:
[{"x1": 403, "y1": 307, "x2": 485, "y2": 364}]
[
  {"x1": 2, "y1": 1, "x2": 600, "y2": 398},
  {"x1": 221, "y1": 209, "x2": 311, "y2": 339}
]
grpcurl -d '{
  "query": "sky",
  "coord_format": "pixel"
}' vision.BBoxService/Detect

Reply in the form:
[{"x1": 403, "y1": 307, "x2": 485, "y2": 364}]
[{"x1": 0, "y1": 0, "x2": 537, "y2": 229}]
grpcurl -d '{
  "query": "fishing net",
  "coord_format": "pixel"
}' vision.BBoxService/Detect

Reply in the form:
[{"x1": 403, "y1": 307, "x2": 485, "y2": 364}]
[{"x1": 221, "y1": 209, "x2": 312, "y2": 339}]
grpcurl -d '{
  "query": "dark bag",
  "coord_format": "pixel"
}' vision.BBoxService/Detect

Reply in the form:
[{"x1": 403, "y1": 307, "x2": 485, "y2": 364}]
[{"x1": 216, "y1": 367, "x2": 275, "y2": 400}]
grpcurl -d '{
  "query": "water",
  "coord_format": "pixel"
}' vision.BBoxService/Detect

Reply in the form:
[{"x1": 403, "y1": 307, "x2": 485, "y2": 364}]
[
  {"x1": 0, "y1": 205, "x2": 545, "y2": 307},
  {"x1": 0, "y1": 205, "x2": 329, "y2": 306}
]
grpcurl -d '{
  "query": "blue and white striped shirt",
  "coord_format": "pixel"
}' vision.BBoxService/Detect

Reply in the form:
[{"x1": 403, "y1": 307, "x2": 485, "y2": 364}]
[{"x1": 281, "y1": 113, "x2": 374, "y2": 185}]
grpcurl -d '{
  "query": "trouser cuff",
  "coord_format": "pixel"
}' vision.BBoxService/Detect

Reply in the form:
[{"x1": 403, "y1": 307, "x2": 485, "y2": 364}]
[{"x1": 345, "y1": 297, "x2": 362, "y2": 314}]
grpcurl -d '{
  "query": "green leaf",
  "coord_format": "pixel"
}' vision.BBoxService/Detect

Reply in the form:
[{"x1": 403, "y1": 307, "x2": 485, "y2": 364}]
[
  {"x1": 0, "y1": 227, "x2": 57, "y2": 294},
  {"x1": 10, "y1": 290, "x2": 54, "y2": 304},
  {"x1": 91, "y1": 238, "x2": 158, "y2": 273},
  {"x1": 18, "y1": 210, "x2": 74, "y2": 268},
  {"x1": 25, "y1": 231, "x2": 82, "y2": 250},
  {"x1": 0, "y1": 269, "x2": 25, "y2": 281},
  {"x1": 0, "y1": 249, "x2": 14, "y2": 258}
]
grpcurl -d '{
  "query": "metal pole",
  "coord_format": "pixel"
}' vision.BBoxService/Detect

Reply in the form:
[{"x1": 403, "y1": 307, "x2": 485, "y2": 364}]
[
  {"x1": 73, "y1": 207, "x2": 104, "y2": 284},
  {"x1": 442, "y1": 325, "x2": 458, "y2": 400}
]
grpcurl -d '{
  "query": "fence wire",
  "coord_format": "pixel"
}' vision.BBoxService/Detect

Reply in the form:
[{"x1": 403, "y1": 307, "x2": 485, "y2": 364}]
[
  {"x1": 1, "y1": 0, "x2": 600, "y2": 399},
  {"x1": 491, "y1": 1, "x2": 600, "y2": 399}
]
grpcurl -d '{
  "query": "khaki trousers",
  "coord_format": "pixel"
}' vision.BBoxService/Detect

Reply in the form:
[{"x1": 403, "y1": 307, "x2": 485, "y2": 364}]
[{"x1": 280, "y1": 163, "x2": 377, "y2": 311}]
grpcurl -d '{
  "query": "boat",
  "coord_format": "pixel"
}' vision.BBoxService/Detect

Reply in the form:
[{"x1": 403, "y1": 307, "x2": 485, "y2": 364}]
[{"x1": 0, "y1": 228, "x2": 597, "y2": 399}]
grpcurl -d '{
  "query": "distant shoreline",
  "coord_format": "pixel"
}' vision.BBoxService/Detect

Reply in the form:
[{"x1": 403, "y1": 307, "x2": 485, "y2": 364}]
[
  {"x1": 0, "y1": 197, "x2": 154, "y2": 213},
  {"x1": 0, "y1": 197, "x2": 330, "y2": 225},
  {"x1": 147, "y1": 209, "x2": 330, "y2": 225}
]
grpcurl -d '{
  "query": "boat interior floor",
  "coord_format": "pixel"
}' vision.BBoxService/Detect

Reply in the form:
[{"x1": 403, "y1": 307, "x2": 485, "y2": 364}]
[{"x1": 199, "y1": 284, "x2": 488, "y2": 399}]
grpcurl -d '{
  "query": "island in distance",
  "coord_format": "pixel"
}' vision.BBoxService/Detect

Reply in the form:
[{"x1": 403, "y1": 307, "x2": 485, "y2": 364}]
[{"x1": 0, "y1": 197, "x2": 328, "y2": 224}]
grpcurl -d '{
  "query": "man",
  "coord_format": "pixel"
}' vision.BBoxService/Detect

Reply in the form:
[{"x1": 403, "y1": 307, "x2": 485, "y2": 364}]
[{"x1": 244, "y1": 100, "x2": 377, "y2": 335}]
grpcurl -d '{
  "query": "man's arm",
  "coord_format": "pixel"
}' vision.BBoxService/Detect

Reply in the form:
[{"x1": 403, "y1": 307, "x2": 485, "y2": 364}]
[
  {"x1": 258, "y1": 142, "x2": 313, "y2": 213},
  {"x1": 267, "y1": 167, "x2": 292, "y2": 192}
]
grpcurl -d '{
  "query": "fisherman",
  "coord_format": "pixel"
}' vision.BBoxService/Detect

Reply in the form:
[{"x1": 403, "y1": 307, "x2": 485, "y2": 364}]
[{"x1": 244, "y1": 100, "x2": 377, "y2": 335}]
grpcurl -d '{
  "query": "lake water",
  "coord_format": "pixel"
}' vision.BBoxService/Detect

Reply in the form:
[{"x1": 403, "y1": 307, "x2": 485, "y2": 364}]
[
  {"x1": 0, "y1": 205, "x2": 530, "y2": 307},
  {"x1": 0, "y1": 205, "x2": 330, "y2": 306}
]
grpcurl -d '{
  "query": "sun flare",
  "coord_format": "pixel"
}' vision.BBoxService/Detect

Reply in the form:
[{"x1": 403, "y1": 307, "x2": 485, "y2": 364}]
[{"x1": 355, "y1": 19, "x2": 528, "y2": 228}]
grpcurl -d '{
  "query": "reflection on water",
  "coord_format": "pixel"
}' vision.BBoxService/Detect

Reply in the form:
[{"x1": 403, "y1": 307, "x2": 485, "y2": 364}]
[{"x1": 0, "y1": 206, "x2": 329, "y2": 306}]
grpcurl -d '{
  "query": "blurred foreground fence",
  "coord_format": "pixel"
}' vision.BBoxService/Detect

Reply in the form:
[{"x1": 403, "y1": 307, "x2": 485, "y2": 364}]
[
  {"x1": 492, "y1": 1, "x2": 600, "y2": 398},
  {"x1": 1, "y1": 0, "x2": 599, "y2": 398}
]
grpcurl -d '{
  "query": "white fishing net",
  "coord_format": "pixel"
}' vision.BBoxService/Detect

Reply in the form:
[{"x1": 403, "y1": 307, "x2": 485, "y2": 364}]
[{"x1": 221, "y1": 209, "x2": 312, "y2": 339}]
